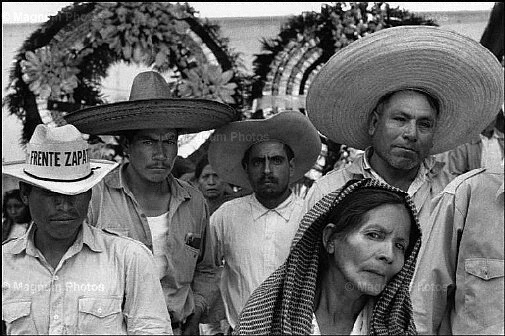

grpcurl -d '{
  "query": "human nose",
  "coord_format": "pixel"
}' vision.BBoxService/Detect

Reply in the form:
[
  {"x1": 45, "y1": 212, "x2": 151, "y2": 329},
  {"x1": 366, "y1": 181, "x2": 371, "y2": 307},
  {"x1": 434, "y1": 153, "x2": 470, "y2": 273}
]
[
  {"x1": 263, "y1": 157, "x2": 272, "y2": 174},
  {"x1": 208, "y1": 175, "x2": 216, "y2": 185},
  {"x1": 53, "y1": 195, "x2": 74, "y2": 210},
  {"x1": 402, "y1": 120, "x2": 418, "y2": 141},
  {"x1": 152, "y1": 141, "x2": 167, "y2": 160},
  {"x1": 377, "y1": 242, "x2": 394, "y2": 264}
]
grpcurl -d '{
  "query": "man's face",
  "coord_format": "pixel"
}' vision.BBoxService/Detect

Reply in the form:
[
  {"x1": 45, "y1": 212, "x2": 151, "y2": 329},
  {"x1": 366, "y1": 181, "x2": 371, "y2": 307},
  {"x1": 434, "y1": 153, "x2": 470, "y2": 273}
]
[
  {"x1": 368, "y1": 90, "x2": 437, "y2": 171},
  {"x1": 198, "y1": 164, "x2": 225, "y2": 200},
  {"x1": 21, "y1": 184, "x2": 91, "y2": 241},
  {"x1": 125, "y1": 128, "x2": 178, "y2": 183},
  {"x1": 245, "y1": 141, "x2": 294, "y2": 200}
]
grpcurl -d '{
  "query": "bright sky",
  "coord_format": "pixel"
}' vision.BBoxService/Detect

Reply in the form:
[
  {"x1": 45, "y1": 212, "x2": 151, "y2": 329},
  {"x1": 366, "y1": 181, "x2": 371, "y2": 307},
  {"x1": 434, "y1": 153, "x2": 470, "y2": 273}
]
[{"x1": 2, "y1": 2, "x2": 495, "y2": 23}]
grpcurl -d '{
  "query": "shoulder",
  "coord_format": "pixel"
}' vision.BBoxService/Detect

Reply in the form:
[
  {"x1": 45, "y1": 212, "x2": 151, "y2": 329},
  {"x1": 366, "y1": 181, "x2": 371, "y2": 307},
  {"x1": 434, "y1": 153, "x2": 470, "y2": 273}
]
[
  {"x1": 174, "y1": 177, "x2": 206, "y2": 203},
  {"x1": 97, "y1": 227, "x2": 153, "y2": 257},
  {"x1": 211, "y1": 195, "x2": 251, "y2": 218},
  {"x1": 443, "y1": 168, "x2": 489, "y2": 195}
]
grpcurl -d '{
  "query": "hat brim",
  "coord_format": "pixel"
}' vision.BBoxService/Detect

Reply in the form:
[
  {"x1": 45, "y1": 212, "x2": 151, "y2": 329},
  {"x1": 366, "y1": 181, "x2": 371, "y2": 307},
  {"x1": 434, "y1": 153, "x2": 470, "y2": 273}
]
[
  {"x1": 307, "y1": 26, "x2": 504, "y2": 154},
  {"x1": 208, "y1": 112, "x2": 322, "y2": 189},
  {"x1": 2, "y1": 159, "x2": 118, "y2": 195},
  {"x1": 64, "y1": 99, "x2": 237, "y2": 135}
]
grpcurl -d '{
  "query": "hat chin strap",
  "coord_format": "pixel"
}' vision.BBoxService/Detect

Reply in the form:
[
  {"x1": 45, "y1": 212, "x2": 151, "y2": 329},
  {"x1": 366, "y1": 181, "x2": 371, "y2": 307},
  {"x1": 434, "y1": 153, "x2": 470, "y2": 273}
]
[{"x1": 23, "y1": 169, "x2": 95, "y2": 182}]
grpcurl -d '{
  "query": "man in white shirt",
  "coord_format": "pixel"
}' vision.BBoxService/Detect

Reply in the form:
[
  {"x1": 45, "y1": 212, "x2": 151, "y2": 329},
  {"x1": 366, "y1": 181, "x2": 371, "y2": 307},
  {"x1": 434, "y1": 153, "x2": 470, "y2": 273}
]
[{"x1": 206, "y1": 111, "x2": 321, "y2": 332}]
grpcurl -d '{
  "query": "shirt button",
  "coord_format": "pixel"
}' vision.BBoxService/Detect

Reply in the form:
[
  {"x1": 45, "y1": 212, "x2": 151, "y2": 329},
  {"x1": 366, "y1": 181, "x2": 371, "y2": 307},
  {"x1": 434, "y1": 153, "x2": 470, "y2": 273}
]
[
  {"x1": 97, "y1": 308, "x2": 102, "y2": 314},
  {"x1": 54, "y1": 315, "x2": 59, "y2": 320},
  {"x1": 54, "y1": 276, "x2": 59, "y2": 281}
]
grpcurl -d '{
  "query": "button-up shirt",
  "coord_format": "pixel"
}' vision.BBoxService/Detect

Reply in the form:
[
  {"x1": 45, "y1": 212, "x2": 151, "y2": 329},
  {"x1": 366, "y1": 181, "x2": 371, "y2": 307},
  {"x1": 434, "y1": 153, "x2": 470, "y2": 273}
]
[
  {"x1": 2, "y1": 223, "x2": 171, "y2": 335},
  {"x1": 209, "y1": 192, "x2": 304, "y2": 329},
  {"x1": 411, "y1": 167, "x2": 504, "y2": 335},
  {"x1": 87, "y1": 163, "x2": 217, "y2": 324},
  {"x1": 304, "y1": 148, "x2": 454, "y2": 256}
]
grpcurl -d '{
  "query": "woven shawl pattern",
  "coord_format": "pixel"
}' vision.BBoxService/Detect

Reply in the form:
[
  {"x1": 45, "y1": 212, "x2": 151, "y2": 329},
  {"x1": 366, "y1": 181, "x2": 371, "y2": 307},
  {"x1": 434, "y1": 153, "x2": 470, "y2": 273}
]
[{"x1": 234, "y1": 178, "x2": 421, "y2": 335}]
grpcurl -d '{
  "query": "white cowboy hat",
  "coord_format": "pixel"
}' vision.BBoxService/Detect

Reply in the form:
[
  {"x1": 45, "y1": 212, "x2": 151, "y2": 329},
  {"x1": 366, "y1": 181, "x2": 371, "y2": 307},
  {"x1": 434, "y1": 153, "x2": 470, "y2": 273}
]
[
  {"x1": 208, "y1": 111, "x2": 322, "y2": 189},
  {"x1": 307, "y1": 25, "x2": 504, "y2": 154},
  {"x1": 64, "y1": 71, "x2": 237, "y2": 135},
  {"x1": 2, "y1": 124, "x2": 118, "y2": 195}
]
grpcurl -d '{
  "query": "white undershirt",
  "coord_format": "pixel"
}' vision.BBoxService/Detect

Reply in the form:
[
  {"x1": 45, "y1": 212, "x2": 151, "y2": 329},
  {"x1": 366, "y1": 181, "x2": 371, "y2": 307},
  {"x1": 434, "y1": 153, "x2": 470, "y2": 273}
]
[{"x1": 146, "y1": 212, "x2": 170, "y2": 279}]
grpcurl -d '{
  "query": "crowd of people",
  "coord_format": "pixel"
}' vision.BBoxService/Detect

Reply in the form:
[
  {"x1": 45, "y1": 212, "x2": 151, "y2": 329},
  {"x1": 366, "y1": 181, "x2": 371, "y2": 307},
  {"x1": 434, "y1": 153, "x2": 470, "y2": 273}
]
[{"x1": 2, "y1": 25, "x2": 503, "y2": 335}]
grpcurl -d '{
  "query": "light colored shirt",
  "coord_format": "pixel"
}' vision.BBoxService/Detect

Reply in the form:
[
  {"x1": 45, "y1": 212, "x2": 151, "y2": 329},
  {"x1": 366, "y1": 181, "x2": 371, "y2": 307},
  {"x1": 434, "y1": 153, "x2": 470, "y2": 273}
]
[
  {"x1": 6, "y1": 222, "x2": 29, "y2": 241},
  {"x1": 304, "y1": 148, "x2": 454, "y2": 256},
  {"x1": 87, "y1": 163, "x2": 218, "y2": 324},
  {"x1": 2, "y1": 223, "x2": 171, "y2": 335},
  {"x1": 209, "y1": 192, "x2": 304, "y2": 329},
  {"x1": 411, "y1": 167, "x2": 504, "y2": 335}
]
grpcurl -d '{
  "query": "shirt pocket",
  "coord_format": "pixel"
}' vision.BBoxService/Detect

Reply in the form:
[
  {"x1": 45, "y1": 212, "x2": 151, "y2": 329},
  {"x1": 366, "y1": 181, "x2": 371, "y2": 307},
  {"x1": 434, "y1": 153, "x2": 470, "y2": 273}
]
[
  {"x1": 464, "y1": 258, "x2": 504, "y2": 325},
  {"x1": 164, "y1": 238, "x2": 200, "y2": 287},
  {"x1": 2, "y1": 300, "x2": 36, "y2": 334},
  {"x1": 77, "y1": 296, "x2": 124, "y2": 335}
]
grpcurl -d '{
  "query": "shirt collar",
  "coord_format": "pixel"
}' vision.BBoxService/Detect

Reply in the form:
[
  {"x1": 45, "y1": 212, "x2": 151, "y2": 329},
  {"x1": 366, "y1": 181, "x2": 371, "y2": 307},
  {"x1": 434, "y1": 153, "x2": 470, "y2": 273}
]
[
  {"x1": 7, "y1": 221, "x2": 103, "y2": 255},
  {"x1": 106, "y1": 162, "x2": 191, "y2": 202},
  {"x1": 250, "y1": 192, "x2": 297, "y2": 221}
]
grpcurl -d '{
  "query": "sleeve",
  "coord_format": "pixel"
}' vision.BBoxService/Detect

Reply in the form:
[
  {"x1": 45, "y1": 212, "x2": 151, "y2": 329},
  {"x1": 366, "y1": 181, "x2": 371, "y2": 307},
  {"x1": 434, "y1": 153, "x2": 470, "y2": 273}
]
[
  {"x1": 410, "y1": 190, "x2": 463, "y2": 335},
  {"x1": 191, "y1": 200, "x2": 221, "y2": 315},
  {"x1": 123, "y1": 243, "x2": 173, "y2": 335}
]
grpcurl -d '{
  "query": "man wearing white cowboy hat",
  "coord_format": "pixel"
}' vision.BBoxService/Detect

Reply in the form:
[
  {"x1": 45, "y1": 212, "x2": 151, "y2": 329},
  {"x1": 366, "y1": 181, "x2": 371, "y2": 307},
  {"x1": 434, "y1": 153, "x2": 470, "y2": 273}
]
[
  {"x1": 2, "y1": 124, "x2": 172, "y2": 335},
  {"x1": 206, "y1": 111, "x2": 322, "y2": 332},
  {"x1": 303, "y1": 25, "x2": 503, "y2": 246},
  {"x1": 64, "y1": 70, "x2": 236, "y2": 335}
]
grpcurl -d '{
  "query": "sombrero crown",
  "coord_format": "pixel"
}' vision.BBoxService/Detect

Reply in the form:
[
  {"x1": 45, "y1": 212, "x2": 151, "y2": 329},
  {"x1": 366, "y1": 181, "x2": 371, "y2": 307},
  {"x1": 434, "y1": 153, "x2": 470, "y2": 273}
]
[
  {"x1": 208, "y1": 111, "x2": 322, "y2": 189},
  {"x1": 2, "y1": 124, "x2": 118, "y2": 195},
  {"x1": 64, "y1": 71, "x2": 237, "y2": 135},
  {"x1": 307, "y1": 25, "x2": 504, "y2": 154}
]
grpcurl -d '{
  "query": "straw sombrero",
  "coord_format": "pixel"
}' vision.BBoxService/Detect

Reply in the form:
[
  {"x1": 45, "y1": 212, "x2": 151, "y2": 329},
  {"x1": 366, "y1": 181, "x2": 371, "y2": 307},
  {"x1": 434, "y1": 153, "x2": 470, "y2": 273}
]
[
  {"x1": 64, "y1": 71, "x2": 237, "y2": 135},
  {"x1": 2, "y1": 124, "x2": 118, "y2": 195},
  {"x1": 208, "y1": 111, "x2": 322, "y2": 189},
  {"x1": 306, "y1": 25, "x2": 504, "y2": 154}
]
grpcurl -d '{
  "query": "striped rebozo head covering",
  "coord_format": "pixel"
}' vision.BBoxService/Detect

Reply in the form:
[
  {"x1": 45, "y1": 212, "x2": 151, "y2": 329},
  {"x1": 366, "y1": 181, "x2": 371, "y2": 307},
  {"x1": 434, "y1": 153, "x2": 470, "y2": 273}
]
[{"x1": 234, "y1": 178, "x2": 421, "y2": 335}]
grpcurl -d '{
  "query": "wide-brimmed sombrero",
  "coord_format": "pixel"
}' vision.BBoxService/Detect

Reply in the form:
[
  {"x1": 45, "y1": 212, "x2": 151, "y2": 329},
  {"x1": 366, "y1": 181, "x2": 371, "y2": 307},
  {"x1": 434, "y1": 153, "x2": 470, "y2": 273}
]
[
  {"x1": 208, "y1": 111, "x2": 322, "y2": 189},
  {"x1": 64, "y1": 71, "x2": 237, "y2": 135},
  {"x1": 307, "y1": 25, "x2": 504, "y2": 154},
  {"x1": 2, "y1": 124, "x2": 118, "y2": 195}
]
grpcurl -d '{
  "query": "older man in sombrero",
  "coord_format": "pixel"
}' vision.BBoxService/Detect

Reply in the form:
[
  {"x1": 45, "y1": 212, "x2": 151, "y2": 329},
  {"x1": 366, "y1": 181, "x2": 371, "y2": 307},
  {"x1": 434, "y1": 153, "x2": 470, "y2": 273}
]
[
  {"x1": 302, "y1": 26, "x2": 503, "y2": 332},
  {"x1": 64, "y1": 71, "x2": 236, "y2": 335}
]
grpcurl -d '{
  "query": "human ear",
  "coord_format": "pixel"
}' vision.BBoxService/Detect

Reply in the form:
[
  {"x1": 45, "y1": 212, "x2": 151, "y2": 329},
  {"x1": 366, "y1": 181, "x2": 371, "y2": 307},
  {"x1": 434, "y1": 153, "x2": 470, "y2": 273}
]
[
  {"x1": 19, "y1": 182, "x2": 30, "y2": 205},
  {"x1": 288, "y1": 158, "x2": 295, "y2": 178},
  {"x1": 322, "y1": 223, "x2": 337, "y2": 254},
  {"x1": 368, "y1": 110, "x2": 379, "y2": 136}
]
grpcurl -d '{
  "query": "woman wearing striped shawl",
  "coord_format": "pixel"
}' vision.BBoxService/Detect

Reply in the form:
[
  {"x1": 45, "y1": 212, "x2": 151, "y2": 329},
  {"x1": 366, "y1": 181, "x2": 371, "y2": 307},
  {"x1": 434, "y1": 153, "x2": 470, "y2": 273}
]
[{"x1": 234, "y1": 179, "x2": 421, "y2": 335}]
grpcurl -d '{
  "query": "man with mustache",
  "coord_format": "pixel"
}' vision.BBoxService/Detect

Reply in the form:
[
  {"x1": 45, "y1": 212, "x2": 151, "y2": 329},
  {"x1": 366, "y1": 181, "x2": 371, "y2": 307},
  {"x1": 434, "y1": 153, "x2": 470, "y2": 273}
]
[
  {"x1": 2, "y1": 124, "x2": 171, "y2": 335},
  {"x1": 302, "y1": 26, "x2": 503, "y2": 258},
  {"x1": 205, "y1": 112, "x2": 321, "y2": 333},
  {"x1": 64, "y1": 71, "x2": 236, "y2": 335}
]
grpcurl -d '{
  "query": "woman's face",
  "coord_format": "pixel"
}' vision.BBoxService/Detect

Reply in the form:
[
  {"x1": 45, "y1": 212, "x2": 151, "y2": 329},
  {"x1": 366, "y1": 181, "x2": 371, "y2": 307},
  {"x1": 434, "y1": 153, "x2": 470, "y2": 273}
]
[
  {"x1": 6, "y1": 198, "x2": 29, "y2": 223},
  {"x1": 327, "y1": 203, "x2": 411, "y2": 296}
]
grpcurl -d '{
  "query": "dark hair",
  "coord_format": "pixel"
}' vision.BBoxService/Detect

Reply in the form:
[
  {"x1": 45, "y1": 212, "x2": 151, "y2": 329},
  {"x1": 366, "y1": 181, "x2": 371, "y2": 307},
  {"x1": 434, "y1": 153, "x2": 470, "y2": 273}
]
[
  {"x1": 2, "y1": 189, "x2": 31, "y2": 223},
  {"x1": 241, "y1": 143, "x2": 295, "y2": 168},
  {"x1": 374, "y1": 89, "x2": 440, "y2": 117},
  {"x1": 195, "y1": 154, "x2": 210, "y2": 179}
]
